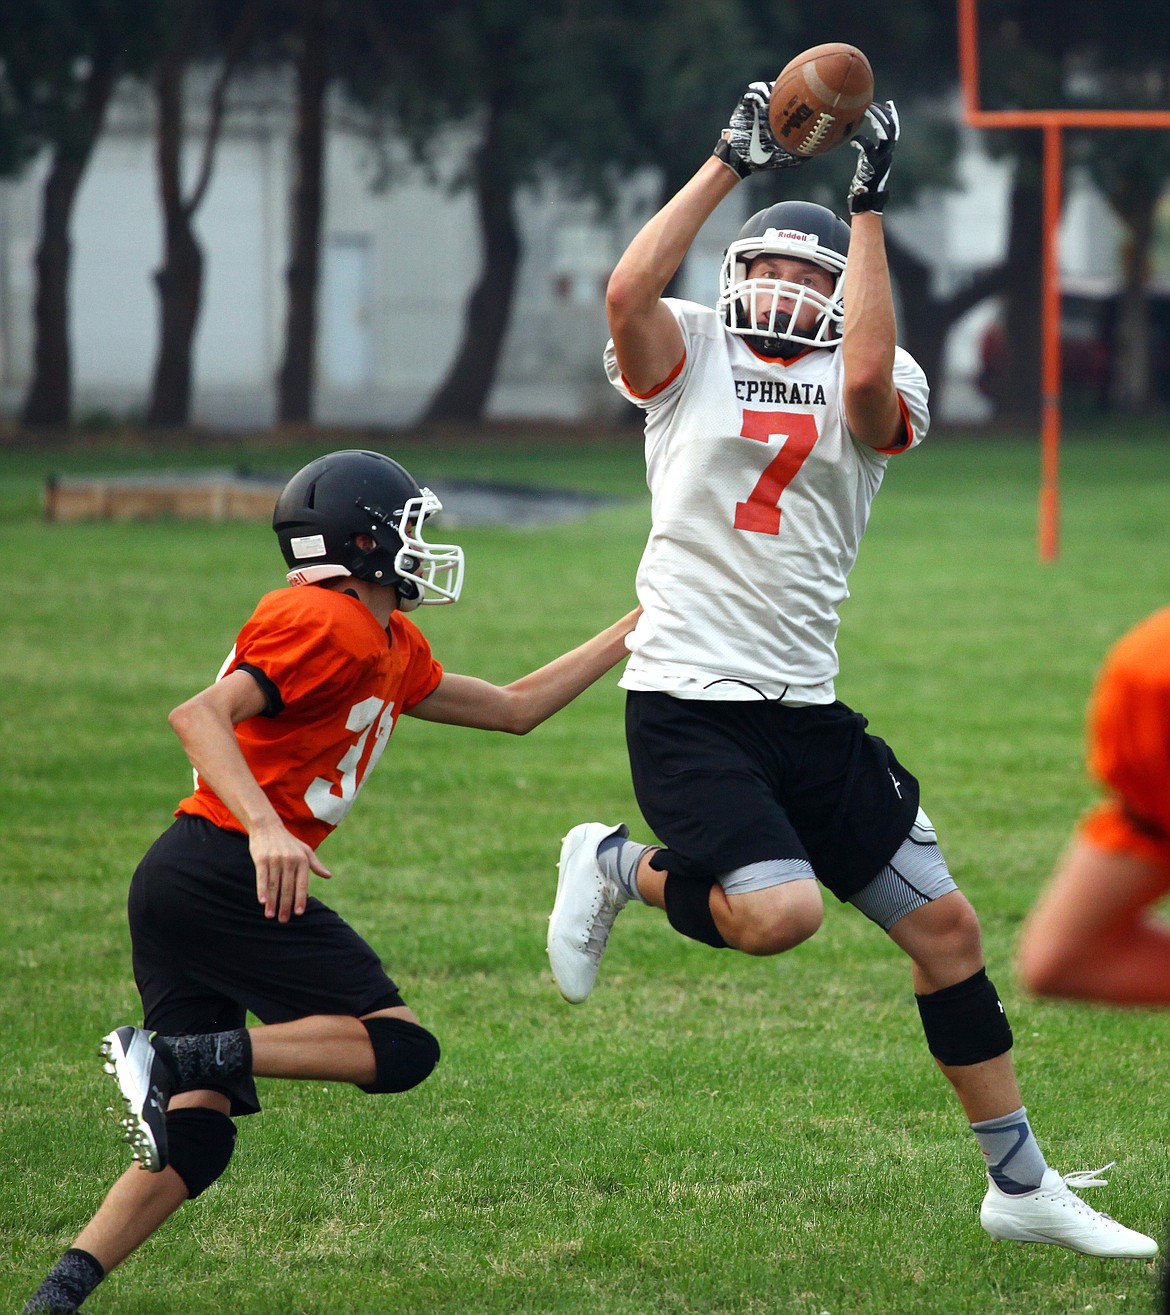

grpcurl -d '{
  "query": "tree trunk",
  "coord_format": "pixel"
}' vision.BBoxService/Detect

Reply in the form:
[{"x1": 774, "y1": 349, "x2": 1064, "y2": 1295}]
[
  {"x1": 1108, "y1": 182, "x2": 1157, "y2": 414},
  {"x1": 147, "y1": 49, "x2": 203, "y2": 427},
  {"x1": 277, "y1": 0, "x2": 328, "y2": 424},
  {"x1": 986, "y1": 135, "x2": 1044, "y2": 424},
  {"x1": 147, "y1": 224, "x2": 204, "y2": 426},
  {"x1": 658, "y1": 157, "x2": 696, "y2": 302},
  {"x1": 145, "y1": 2, "x2": 260, "y2": 427},
  {"x1": 21, "y1": 61, "x2": 117, "y2": 428},
  {"x1": 422, "y1": 97, "x2": 519, "y2": 425},
  {"x1": 885, "y1": 234, "x2": 1008, "y2": 406}
]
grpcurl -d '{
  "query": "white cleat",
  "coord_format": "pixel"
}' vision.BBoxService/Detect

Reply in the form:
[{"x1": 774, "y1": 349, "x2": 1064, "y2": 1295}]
[
  {"x1": 547, "y1": 822, "x2": 630, "y2": 1003},
  {"x1": 980, "y1": 1164, "x2": 1159, "y2": 1259},
  {"x1": 99, "y1": 1026, "x2": 173, "y2": 1172}
]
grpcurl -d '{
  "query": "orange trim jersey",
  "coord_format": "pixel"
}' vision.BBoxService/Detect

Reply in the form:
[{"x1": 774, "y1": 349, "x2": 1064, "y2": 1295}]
[
  {"x1": 177, "y1": 587, "x2": 443, "y2": 849},
  {"x1": 1078, "y1": 607, "x2": 1170, "y2": 869},
  {"x1": 605, "y1": 298, "x2": 929, "y2": 704}
]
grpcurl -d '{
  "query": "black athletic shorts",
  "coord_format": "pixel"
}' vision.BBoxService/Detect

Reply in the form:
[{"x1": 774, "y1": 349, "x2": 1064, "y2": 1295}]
[
  {"x1": 128, "y1": 814, "x2": 404, "y2": 1116},
  {"x1": 625, "y1": 691, "x2": 921, "y2": 902}
]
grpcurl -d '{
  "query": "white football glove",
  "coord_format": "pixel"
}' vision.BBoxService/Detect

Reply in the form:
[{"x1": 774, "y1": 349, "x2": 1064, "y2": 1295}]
[
  {"x1": 848, "y1": 99, "x2": 899, "y2": 214},
  {"x1": 713, "y1": 81, "x2": 808, "y2": 178}
]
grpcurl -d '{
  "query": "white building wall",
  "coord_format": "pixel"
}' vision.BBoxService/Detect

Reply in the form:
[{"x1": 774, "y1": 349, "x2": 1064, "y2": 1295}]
[{"x1": 0, "y1": 75, "x2": 1135, "y2": 429}]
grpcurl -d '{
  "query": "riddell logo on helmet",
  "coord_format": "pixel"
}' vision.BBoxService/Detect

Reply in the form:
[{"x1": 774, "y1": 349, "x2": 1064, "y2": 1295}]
[{"x1": 767, "y1": 229, "x2": 817, "y2": 245}]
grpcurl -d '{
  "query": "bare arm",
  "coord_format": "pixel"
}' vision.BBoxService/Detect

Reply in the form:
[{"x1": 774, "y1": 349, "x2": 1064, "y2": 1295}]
[
  {"x1": 607, "y1": 158, "x2": 739, "y2": 396},
  {"x1": 407, "y1": 607, "x2": 641, "y2": 734},
  {"x1": 840, "y1": 102, "x2": 907, "y2": 451},
  {"x1": 1016, "y1": 836, "x2": 1170, "y2": 1004},
  {"x1": 840, "y1": 210, "x2": 904, "y2": 450},
  {"x1": 168, "y1": 669, "x2": 331, "y2": 922},
  {"x1": 608, "y1": 80, "x2": 810, "y2": 395}
]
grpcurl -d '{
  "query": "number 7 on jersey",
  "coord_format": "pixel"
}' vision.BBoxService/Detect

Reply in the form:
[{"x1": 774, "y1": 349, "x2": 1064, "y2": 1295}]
[{"x1": 733, "y1": 410, "x2": 819, "y2": 535}]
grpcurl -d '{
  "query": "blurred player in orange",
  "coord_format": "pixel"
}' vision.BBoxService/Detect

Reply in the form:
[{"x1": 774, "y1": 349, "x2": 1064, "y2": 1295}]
[
  {"x1": 23, "y1": 450, "x2": 639, "y2": 1314},
  {"x1": 1018, "y1": 607, "x2": 1170, "y2": 1004},
  {"x1": 1017, "y1": 607, "x2": 1170, "y2": 1310}
]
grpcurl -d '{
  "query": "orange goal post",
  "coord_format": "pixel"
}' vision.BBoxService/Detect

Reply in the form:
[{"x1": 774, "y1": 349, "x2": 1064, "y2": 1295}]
[{"x1": 956, "y1": 0, "x2": 1170, "y2": 560}]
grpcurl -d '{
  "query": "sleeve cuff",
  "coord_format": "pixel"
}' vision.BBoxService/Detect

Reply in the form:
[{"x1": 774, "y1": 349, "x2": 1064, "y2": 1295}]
[
  {"x1": 620, "y1": 351, "x2": 686, "y2": 400},
  {"x1": 235, "y1": 662, "x2": 284, "y2": 717},
  {"x1": 875, "y1": 391, "x2": 915, "y2": 455}
]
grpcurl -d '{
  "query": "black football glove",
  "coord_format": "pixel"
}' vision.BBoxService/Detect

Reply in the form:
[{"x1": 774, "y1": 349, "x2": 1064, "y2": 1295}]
[
  {"x1": 847, "y1": 99, "x2": 899, "y2": 214},
  {"x1": 713, "y1": 81, "x2": 808, "y2": 179}
]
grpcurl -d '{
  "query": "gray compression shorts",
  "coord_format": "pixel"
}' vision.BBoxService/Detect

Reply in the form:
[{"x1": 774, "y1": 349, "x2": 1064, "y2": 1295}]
[
  {"x1": 715, "y1": 808, "x2": 957, "y2": 931},
  {"x1": 848, "y1": 808, "x2": 957, "y2": 930}
]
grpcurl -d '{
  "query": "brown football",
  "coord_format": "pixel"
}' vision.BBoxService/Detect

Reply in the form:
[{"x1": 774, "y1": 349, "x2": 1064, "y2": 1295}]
[{"x1": 768, "y1": 43, "x2": 874, "y2": 157}]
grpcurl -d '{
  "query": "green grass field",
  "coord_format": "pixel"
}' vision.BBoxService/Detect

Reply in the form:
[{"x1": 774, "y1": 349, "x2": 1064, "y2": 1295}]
[{"x1": 2, "y1": 424, "x2": 1169, "y2": 1314}]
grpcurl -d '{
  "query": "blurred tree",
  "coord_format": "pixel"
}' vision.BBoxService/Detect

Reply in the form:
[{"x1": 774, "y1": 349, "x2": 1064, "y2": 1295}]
[
  {"x1": 342, "y1": 0, "x2": 632, "y2": 425},
  {"x1": 975, "y1": 0, "x2": 1170, "y2": 420},
  {"x1": 1070, "y1": 42, "x2": 1170, "y2": 413},
  {"x1": 0, "y1": 1, "x2": 161, "y2": 427},
  {"x1": 146, "y1": 0, "x2": 264, "y2": 427},
  {"x1": 275, "y1": 0, "x2": 327, "y2": 424},
  {"x1": 1089, "y1": 136, "x2": 1169, "y2": 412},
  {"x1": 343, "y1": 0, "x2": 973, "y2": 425}
]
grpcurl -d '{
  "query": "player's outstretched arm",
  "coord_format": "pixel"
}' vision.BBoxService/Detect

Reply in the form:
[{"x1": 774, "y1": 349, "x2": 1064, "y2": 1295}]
[
  {"x1": 168, "y1": 670, "x2": 331, "y2": 921},
  {"x1": 1016, "y1": 836, "x2": 1170, "y2": 1004},
  {"x1": 608, "y1": 80, "x2": 804, "y2": 397},
  {"x1": 841, "y1": 101, "x2": 905, "y2": 451},
  {"x1": 406, "y1": 607, "x2": 641, "y2": 734}
]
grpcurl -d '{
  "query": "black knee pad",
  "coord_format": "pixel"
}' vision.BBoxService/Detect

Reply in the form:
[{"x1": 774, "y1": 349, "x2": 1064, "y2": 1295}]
[
  {"x1": 358, "y1": 1017, "x2": 441, "y2": 1094},
  {"x1": 166, "y1": 1107, "x2": 236, "y2": 1199},
  {"x1": 663, "y1": 874, "x2": 727, "y2": 948},
  {"x1": 916, "y1": 968, "x2": 1014, "y2": 1067}
]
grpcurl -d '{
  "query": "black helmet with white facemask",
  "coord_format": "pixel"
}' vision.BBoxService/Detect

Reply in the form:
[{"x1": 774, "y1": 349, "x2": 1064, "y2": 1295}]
[
  {"x1": 273, "y1": 449, "x2": 464, "y2": 610},
  {"x1": 718, "y1": 201, "x2": 852, "y2": 356}
]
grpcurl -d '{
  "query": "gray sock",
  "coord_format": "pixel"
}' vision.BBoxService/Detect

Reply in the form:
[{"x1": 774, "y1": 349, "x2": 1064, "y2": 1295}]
[
  {"x1": 970, "y1": 1106, "x2": 1049, "y2": 1194},
  {"x1": 23, "y1": 1248, "x2": 105, "y2": 1313},
  {"x1": 597, "y1": 834, "x2": 654, "y2": 903}
]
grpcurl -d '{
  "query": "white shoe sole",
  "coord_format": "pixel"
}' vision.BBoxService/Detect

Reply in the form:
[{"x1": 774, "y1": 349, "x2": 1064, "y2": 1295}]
[{"x1": 100, "y1": 1027, "x2": 169, "y2": 1172}]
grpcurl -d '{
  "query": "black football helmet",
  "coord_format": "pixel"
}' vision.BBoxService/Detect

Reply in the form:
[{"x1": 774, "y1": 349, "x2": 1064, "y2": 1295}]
[
  {"x1": 273, "y1": 449, "x2": 464, "y2": 609},
  {"x1": 718, "y1": 201, "x2": 852, "y2": 354}
]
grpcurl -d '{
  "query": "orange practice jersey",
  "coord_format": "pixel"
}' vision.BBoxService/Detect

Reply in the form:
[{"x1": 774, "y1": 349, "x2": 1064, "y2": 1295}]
[
  {"x1": 1078, "y1": 607, "x2": 1170, "y2": 868},
  {"x1": 177, "y1": 586, "x2": 443, "y2": 849}
]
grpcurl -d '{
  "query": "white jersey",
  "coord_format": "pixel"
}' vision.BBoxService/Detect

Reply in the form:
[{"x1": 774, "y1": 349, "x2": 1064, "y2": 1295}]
[{"x1": 608, "y1": 299, "x2": 929, "y2": 703}]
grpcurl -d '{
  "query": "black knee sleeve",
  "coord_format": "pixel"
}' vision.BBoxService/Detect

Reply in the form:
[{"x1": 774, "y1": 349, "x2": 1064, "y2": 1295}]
[
  {"x1": 915, "y1": 968, "x2": 1014, "y2": 1067},
  {"x1": 166, "y1": 1107, "x2": 236, "y2": 1199},
  {"x1": 663, "y1": 875, "x2": 727, "y2": 949},
  {"x1": 358, "y1": 1018, "x2": 440, "y2": 1094}
]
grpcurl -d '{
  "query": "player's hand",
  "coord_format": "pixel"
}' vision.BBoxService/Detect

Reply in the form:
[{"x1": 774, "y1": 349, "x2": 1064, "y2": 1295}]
[
  {"x1": 715, "y1": 81, "x2": 808, "y2": 177},
  {"x1": 848, "y1": 99, "x2": 898, "y2": 215},
  {"x1": 250, "y1": 821, "x2": 332, "y2": 923}
]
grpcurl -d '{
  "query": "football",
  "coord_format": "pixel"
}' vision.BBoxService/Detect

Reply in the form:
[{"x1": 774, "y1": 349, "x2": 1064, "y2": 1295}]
[{"x1": 768, "y1": 43, "x2": 874, "y2": 158}]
